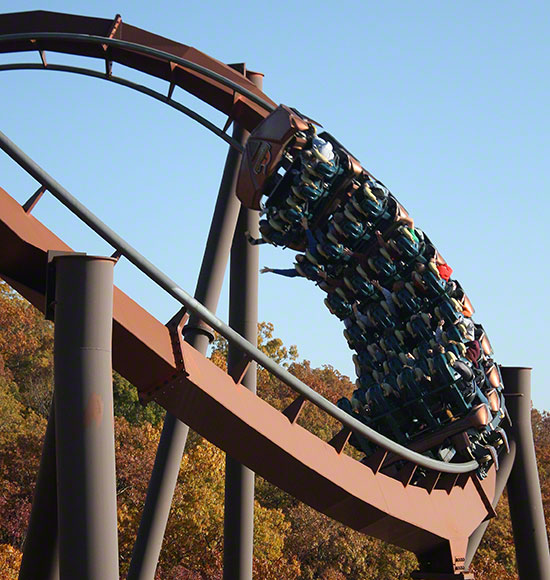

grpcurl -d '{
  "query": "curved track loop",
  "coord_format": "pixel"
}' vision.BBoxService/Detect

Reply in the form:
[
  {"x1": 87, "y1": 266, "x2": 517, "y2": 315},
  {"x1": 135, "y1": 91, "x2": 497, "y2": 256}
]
[
  {"x1": 0, "y1": 62, "x2": 245, "y2": 149},
  {"x1": 0, "y1": 10, "x2": 276, "y2": 132},
  {"x1": 0, "y1": 10, "x2": 500, "y2": 574}
]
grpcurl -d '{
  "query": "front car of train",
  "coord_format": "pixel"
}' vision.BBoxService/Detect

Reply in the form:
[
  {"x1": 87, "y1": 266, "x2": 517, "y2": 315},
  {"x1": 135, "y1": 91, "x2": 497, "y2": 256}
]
[{"x1": 237, "y1": 105, "x2": 509, "y2": 480}]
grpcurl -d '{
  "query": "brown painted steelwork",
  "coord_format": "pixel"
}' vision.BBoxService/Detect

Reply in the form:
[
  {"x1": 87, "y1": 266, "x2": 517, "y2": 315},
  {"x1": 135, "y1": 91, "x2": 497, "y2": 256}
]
[
  {"x1": 0, "y1": 12, "x2": 505, "y2": 575},
  {"x1": 0, "y1": 186, "x2": 176, "y2": 391},
  {"x1": 237, "y1": 104, "x2": 311, "y2": 209},
  {"x1": 0, "y1": 11, "x2": 276, "y2": 133},
  {"x1": 0, "y1": 184, "x2": 496, "y2": 575}
]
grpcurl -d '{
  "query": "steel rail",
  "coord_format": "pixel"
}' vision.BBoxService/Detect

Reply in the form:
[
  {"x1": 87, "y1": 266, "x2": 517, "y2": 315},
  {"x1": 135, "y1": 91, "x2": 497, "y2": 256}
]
[
  {"x1": 0, "y1": 128, "x2": 479, "y2": 473},
  {"x1": 0, "y1": 32, "x2": 276, "y2": 114},
  {"x1": 0, "y1": 62, "x2": 243, "y2": 151},
  {"x1": 0, "y1": 130, "x2": 479, "y2": 474}
]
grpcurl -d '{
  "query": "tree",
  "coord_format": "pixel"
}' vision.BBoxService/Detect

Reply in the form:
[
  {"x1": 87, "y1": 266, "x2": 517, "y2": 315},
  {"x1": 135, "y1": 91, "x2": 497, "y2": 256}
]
[
  {"x1": 209, "y1": 321, "x2": 298, "y2": 373},
  {"x1": 113, "y1": 417, "x2": 162, "y2": 573},
  {"x1": 532, "y1": 409, "x2": 550, "y2": 536},
  {"x1": 0, "y1": 388, "x2": 46, "y2": 549},
  {"x1": 471, "y1": 494, "x2": 517, "y2": 579},
  {"x1": 0, "y1": 543, "x2": 22, "y2": 580},
  {"x1": 112, "y1": 372, "x2": 165, "y2": 427},
  {"x1": 156, "y1": 439, "x2": 300, "y2": 579},
  {"x1": 0, "y1": 281, "x2": 53, "y2": 417},
  {"x1": 284, "y1": 502, "x2": 417, "y2": 580},
  {"x1": 1, "y1": 280, "x2": 549, "y2": 579}
]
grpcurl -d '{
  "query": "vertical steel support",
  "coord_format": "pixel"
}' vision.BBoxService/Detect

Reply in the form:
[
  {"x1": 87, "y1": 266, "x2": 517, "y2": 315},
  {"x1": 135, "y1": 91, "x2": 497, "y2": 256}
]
[
  {"x1": 18, "y1": 403, "x2": 59, "y2": 580},
  {"x1": 501, "y1": 366, "x2": 550, "y2": 580},
  {"x1": 127, "y1": 76, "x2": 250, "y2": 580},
  {"x1": 53, "y1": 255, "x2": 119, "y2": 580},
  {"x1": 223, "y1": 205, "x2": 258, "y2": 579},
  {"x1": 223, "y1": 70, "x2": 262, "y2": 580},
  {"x1": 464, "y1": 426, "x2": 517, "y2": 570}
]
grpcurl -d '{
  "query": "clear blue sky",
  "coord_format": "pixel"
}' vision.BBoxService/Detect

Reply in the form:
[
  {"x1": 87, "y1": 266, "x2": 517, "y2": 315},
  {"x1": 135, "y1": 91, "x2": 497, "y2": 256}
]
[{"x1": 1, "y1": 1, "x2": 548, "y2": 410}]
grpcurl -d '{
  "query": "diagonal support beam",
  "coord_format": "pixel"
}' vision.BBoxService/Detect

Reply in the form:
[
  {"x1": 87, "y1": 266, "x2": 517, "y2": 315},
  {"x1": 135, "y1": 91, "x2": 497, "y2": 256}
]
[{"x1": 127, "y1": 108, "x2": 250, "y2": 580}]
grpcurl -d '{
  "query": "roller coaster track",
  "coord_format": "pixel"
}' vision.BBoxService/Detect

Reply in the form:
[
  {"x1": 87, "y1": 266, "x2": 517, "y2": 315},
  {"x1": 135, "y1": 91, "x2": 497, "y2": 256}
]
[{"x1": 0, "y1": 11, "x2": 509, "y2": 577}]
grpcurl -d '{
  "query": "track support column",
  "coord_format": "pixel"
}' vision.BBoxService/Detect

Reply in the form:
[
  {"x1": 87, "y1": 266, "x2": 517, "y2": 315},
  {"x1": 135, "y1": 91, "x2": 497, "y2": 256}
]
[
  {"x1": 52, "y1": 254, "x2": 119, "y2": 580},
  {"x1": 128, "y1": 67, "x2": 251, "y2": 580},
  {"x1": 501, "y1": 367, "x2": 550, "y2": 580},
  {"x1": 18, "y1": 403, "x2": 59, "y2": 580},
  {"x1": 223, "y1": 69, "x2": 262, "y2": 580},
  {"x1": 223, "y1": 204, "x2": 258, "y2": 579}
]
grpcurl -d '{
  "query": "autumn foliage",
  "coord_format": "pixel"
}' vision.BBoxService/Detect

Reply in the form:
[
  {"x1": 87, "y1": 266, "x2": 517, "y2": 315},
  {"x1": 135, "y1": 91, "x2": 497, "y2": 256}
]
[{"x1": 0, "y1": 281, "x2": 548, "y2": 579}]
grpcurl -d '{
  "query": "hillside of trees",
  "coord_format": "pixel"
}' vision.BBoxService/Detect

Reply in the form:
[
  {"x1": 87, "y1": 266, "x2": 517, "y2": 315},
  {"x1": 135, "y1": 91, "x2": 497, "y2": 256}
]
[{"x1": 0, "y1": 280, "x2": 548, "y2": 579}]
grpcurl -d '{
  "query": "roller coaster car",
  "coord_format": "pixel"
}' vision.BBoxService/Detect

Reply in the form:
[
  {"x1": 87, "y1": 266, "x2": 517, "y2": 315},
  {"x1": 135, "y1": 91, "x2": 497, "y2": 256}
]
[
  {"x1": 238, "y1": 103, "x2": 508, "y2": 477},
  {"x1": 406, "y1": 313, "x2": 433, "y2": 342},
  {"x1": 324, "y1": 289, "x2": 353, "y2": 320},
  {"x1": 344, "y1": 273, "x2": 377, "y2": 300},
  {"x1": 349, "y1": 183, "x2": 388, "y2": 221},
  {"x1": 475, "y1": 323, "x2": 494, "y2": 356},
  {"x1": 379, "y1": 329, "x2": 406, "y2": 354},
  {"x1": 294, "y1": 256, "x2": 322, "y2": 281},
  {"x1": 237, "y1": 105, "x2": 311, "y2": 210},
  {"x1": 237, "y1": 104, "x2": 364, "y2": 223},
  {"x1": 392, "y1": 287, "x2": 422, "y2": 317},
  {"x1": 388, "y1": 226, "x2": 423, "y2": 261},
  {"x1": 343, "y1": 323, "x2": 368, "y2": 349},
  {"x1": 445, "y1": 280, "x2": 475, "y2": 317}
]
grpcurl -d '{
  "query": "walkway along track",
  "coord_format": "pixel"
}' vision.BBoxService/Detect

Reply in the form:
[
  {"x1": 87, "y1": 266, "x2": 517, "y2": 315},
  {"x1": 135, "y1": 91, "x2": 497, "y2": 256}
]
[{"x1": 0, "y1": 10, "x2": 510, "y2": 576}]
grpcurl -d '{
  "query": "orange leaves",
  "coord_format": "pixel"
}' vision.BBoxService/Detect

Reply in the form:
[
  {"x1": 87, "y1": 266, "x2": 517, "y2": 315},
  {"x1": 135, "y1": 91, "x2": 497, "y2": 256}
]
[
  {"x1": 0, "y1": 282, "x2": 53, "y2": 416},
  {"x1": 0, "y1": 544, "x2": 22, "y2": 580}
]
